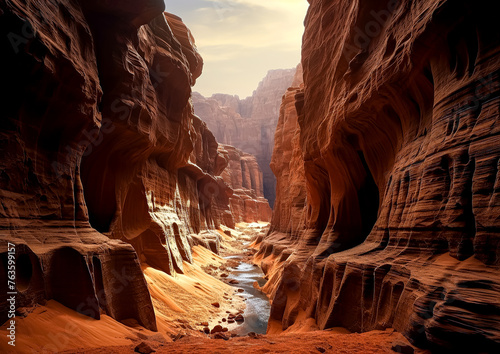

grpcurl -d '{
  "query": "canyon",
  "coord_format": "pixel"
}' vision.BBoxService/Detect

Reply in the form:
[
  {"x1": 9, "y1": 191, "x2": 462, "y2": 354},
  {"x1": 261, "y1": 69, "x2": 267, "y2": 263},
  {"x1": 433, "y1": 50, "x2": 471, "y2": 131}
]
[
  {"x1": 192, "y1": 67, "x2": 299, "y2": 207},
  {"x1": 0, "y1": 0, "x2": 499, "y2": 353},
  {"x1": 255, "y1": 0, "x2": 500, "y2": 352},
  {"x1": 0, "y1": 0, "x2": 270, "y2": 347}
]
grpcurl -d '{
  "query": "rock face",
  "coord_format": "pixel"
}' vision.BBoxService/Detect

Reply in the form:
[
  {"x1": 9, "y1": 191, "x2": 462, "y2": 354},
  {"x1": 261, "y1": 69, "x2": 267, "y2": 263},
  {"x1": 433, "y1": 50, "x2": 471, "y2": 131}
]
[
  {"x1": 269, "y1": 72, "x2": 306, "y2": 234},
  {"x1": 0, "y1": 0, "x2": 260, "y2": 330},
  {"x1": 257, "y1": 0, "x2": 500, "y2": 351},
  {"x1": 192, "y1": 68, "x2": 297, "y2": 207},
  {"x1": 219, "y1": 145, "x2": 272, "y2": 224}
]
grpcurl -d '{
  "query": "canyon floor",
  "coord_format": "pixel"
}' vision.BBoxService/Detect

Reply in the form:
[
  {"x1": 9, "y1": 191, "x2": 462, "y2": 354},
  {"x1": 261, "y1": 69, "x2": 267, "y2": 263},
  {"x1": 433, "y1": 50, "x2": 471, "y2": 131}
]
[{"x1": 1, "y1": 223, "x2": 423, "y2": 353}]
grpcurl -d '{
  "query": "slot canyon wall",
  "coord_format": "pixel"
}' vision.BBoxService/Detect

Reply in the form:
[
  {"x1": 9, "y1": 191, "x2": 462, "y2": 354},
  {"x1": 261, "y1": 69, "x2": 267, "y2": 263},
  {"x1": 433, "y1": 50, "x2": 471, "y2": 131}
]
[
  {"x1": 192, "y1": 67, "x2": 299, "y2": 207},
  {"x1": 257, "y1": 0, "x2": 500, "y2": 351},
  {"x1": 0, "y1": 0, "x2": 269, "y2": 329}
]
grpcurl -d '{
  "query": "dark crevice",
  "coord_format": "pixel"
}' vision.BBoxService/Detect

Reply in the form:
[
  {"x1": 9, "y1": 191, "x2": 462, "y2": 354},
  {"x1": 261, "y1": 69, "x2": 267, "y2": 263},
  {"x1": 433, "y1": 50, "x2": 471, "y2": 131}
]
[
  {"x1": 48, "y1": 247, "x2": 99, "y2": 319},
  {"x1": 357, "y1": 151, "x2": 380, "y2": 241},
  {"x1": 92, "y1": 256, "x2": 107, "y2": 315},
  {"x1": 16, "y1": 253, "x2": 33, "y2": 292}
]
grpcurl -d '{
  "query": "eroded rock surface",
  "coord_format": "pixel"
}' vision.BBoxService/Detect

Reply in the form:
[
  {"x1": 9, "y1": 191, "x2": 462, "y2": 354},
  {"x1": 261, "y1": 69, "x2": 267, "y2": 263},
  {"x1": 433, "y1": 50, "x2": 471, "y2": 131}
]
[
  {"x1": 193, "y1": 68, "x2": 297, "y2": 207},
  {"x1": 0, "y1": 0, "x2": 264, "y2": 331},
  {"x1": 256, "y1": 0, "x2": 500, "y2": 351},
  {"x1": 219, "y1": 145, "x2": 272, "y2": 224}
]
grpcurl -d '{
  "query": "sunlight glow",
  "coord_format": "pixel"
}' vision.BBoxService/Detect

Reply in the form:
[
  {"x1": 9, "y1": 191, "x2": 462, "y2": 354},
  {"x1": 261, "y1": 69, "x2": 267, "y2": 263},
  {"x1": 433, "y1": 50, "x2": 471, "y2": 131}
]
[{"x1": 164, "y1": 0, "x2": 308, "y2": 97}]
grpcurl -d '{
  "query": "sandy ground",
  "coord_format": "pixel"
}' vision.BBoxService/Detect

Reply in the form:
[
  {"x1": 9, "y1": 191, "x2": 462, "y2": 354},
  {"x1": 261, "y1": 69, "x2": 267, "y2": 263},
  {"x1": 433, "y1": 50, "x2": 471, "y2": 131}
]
[
  {"x1": 0, "y1": 222, "x2": 424, "y2": 353},
  {"x1": 60, "y1": 328, "x2": 426, "y2": 354},
  {"x1": 0, "y1": 223, "x2": 266, "y2": 352}
]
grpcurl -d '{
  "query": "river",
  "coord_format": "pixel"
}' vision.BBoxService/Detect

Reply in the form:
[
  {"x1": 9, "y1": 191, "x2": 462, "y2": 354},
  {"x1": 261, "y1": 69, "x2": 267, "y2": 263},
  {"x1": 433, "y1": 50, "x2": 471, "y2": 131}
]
[{"x1": 225, "y1": 254, "x2": 271, "y2": 335}]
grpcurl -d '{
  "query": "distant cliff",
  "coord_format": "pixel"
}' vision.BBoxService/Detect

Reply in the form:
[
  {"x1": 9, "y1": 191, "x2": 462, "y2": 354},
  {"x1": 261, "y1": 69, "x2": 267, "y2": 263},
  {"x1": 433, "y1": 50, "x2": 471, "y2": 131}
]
[
  {"x1": 192, "y1": 68, "x2": 298, "y2": 207},
  {"x1": 219, "y1": 144, "x2": 272, "y2": 224}
]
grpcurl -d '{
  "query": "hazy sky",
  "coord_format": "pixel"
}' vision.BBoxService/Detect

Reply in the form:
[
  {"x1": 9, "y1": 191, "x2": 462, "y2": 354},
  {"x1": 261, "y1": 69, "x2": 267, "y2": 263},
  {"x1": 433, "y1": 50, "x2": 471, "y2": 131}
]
[{"x1": 164, "y1": 0, "x2": 308, "y2": 98}]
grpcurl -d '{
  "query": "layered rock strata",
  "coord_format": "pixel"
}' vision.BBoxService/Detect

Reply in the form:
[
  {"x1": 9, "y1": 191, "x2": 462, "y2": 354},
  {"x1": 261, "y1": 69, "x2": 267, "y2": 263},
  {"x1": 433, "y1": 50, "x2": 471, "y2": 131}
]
[
  {"x1": 192, "y1": 68, "x2": 297, "y2": 206},
  {"x1": 219, "y1": 145, "x2": 272, "y2": 224},
  {"x1": 0, "y1": 0, "x2": 268, "y2": 331},
  {"x1": 256, "y1": 0, "x2": 500, "y2": 351}
]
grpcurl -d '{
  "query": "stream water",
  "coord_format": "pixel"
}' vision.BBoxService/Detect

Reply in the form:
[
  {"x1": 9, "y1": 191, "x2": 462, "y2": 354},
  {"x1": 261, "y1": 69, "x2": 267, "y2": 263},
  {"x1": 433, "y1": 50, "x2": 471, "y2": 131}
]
[{"x1": 226, "y1": 255, "x2": 271, "y2": 335}]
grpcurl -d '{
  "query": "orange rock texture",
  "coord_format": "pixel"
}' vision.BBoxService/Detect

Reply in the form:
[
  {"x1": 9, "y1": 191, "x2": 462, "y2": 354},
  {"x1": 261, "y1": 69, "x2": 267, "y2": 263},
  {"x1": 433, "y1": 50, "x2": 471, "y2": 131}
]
[
  {"x1": 0, "y1": 0, "x2": 268, "y2": 330},
  {"x1": 192, "y1": 68, "x2": 297, "y2": 206},
  {"x1": 256, "y1": 0, "x2": 500, "y2": 351}
]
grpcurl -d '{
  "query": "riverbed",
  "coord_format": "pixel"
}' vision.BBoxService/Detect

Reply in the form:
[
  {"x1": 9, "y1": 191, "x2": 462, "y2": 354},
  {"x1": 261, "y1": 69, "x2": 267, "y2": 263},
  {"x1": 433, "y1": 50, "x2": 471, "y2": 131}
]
[{"x1": 225, "y1": 255, "x2": 270, "y2": 335}]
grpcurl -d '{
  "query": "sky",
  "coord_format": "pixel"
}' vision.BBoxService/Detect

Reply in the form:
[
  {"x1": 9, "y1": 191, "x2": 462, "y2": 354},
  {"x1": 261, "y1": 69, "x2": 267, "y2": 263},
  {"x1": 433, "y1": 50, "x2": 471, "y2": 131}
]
[{"x1": 164, "y1": 0, "x2": 309, "y2": 98}]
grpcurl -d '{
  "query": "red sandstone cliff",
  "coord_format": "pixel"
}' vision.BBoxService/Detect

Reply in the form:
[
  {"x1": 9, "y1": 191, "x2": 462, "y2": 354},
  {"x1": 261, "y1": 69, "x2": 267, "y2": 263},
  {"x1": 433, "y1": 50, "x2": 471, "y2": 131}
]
[
  {"x1": 192, "y1": 68, "x2": 297, "y2": 207},
  {"x1": 269, "y1": 69, "x2": 306, "y2": 235},
  {"x1": 256, "y1": 0, "x2": 500, "y2": 351},
  {"x1": 0, "y1": 0, "x2": 263, "y2": 331},
  {"x1": 219, "y1": 145, "x2": 272, "y2": 224}
]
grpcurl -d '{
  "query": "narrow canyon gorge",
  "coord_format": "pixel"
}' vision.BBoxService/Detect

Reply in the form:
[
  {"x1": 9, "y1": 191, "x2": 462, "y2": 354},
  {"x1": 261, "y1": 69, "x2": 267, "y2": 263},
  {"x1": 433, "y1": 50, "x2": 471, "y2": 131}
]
[
  {"x1": 192, "y1": 67, "x2": 299, "y2": 207},
  {"x1": 1, "y1": 0, "x2": 499, "y2": 353}
]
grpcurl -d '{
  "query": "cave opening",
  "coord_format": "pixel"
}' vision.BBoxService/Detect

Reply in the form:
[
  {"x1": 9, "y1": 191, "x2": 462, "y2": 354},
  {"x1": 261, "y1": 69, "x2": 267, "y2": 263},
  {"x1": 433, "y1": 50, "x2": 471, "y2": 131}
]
[
  {"x1": 15, "y1": 253, "x2": 33, "y2": 292},
  {"x1": 81, "y1": 154, "x2": 117, "y2": 234},
  {"x1": 48, "y1": 248, "x2": 100, "y2": 319}
]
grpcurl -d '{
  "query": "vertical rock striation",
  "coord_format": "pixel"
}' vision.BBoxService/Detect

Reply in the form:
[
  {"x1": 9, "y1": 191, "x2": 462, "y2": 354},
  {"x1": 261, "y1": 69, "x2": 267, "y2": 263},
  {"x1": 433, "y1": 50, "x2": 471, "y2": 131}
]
[
  {"x1": 268, "y1": 68, "x2": 306, "y2": 236},
  {"x1": 257, "y1": 0, "x2": 500, "y2": 351},
  {"x1": 219, "y1": 144, "x2": 272, "y2": 224},
  {"x1": 0, "y1": 0, "x2": 262, "y2": 331}
]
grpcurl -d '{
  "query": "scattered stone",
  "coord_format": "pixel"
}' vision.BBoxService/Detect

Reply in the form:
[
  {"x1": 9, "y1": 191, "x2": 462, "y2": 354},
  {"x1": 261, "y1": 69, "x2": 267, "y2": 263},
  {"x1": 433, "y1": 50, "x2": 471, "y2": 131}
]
[
  {"x1": 235, "y1": 314, "x2": 244, "y2": 322},
  {"x1": 211, "y1": 302, "x2": 220, "y2": 308},
  {"x1": 228, "y1": 279, "x2": 239, "y2": 284},
  {"x1": 237, "y1": 289, "x2": 244, "y2": 293},
  {"x1": 247, "y1": 332, "x2": 262, "y2": 339},
  {"x1": 211, "y1": 325, "x2": 224, "y2": 334},
  {"x1": 222, "y1": 318, "x2": 227, "y2": 322},
  {"x1": 134, "y1": 342, "x2": 155, "y2": 354},
  {"x1": 316, "y1": 347, "x2": 326, "y2": 353},
  {"x1": 228, "y1": 319, "x2": 235, "y2": 323},
  {"x1": 212, "y1": 332, "x2": 230, "y2": 340},
  {"x1": 222, "y1": 327, "x2": 228, "y2": 332},
  {"x1": 224, "y1": 230, "x2": 231, "y2": 236},
  {"x1": 221, "y1": 273, "x2": 229, "y2": 278},
  {"x1": 200, "y1": 322, "x2": 209, "y2": 327},
  {"x1": 391, "y1": 341, "x2": 414, "y2": 354},
  {"x1": 203, "y1": 327, "x2": 210, "y2": 334},
  {"x1": 228, "y1": 313, "x2": 235, "y2": 319}
]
